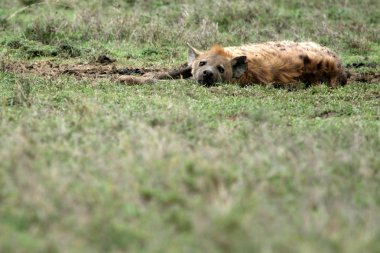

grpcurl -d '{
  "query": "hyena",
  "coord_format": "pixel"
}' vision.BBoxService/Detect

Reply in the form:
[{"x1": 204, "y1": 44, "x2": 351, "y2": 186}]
[{"x1": 188, "y1": 41, "x2": 348, "y2": 87}]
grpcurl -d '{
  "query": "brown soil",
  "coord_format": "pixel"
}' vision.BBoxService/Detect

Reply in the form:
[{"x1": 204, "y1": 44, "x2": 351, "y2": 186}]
[
  {"x1": 348, "y1": 71, "x2": 380, "y2": 84},
  {"x1": 1, "y1": 58, "x2": 379, "y2": 85},
  {"x1": 0, "y1": 59, "x2": 192, "y2": 84}
]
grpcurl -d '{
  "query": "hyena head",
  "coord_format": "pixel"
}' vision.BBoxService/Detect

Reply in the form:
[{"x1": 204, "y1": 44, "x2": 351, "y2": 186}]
[{"x1": 187, "y1": 44, "x2": 247, "y2": 86}]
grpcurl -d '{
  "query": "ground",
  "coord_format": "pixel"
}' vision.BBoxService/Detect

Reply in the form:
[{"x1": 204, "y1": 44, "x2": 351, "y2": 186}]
[{"x1": 0, "y1": 0, "x2": 379, "y2": 253}]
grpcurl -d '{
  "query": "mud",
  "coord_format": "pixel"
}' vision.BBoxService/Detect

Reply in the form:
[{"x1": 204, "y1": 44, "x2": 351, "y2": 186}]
[
  {"x1": 1, "y1": 59, "x2": 192, "y2": 84},
  {"x1": 0, "y1": 58, "x2": 378, "y2": 85},
  {"x1": 348, "y1": 71, "x2": 380, "y2": 84}
]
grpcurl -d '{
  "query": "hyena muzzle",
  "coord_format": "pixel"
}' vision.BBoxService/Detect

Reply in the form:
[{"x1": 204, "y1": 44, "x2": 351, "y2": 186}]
[{"x1": 187, "y1": 41, "x2": 348, "y2": 87}]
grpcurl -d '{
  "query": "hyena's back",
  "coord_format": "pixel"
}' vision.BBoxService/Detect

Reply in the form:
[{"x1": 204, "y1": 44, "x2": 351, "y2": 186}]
[{"x1": 225, "y1": 41, "x2": 347, "y2": 86}]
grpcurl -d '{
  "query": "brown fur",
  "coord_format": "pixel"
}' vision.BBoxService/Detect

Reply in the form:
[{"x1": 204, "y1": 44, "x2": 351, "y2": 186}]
[{"x1": 188, "y1": 41, "x2": 348, "y2": 87}]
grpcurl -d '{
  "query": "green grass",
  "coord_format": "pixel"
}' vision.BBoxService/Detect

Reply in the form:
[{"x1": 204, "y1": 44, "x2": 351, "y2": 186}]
[{"x1": 1, "y1": 0, "x2": 380, "y2": 253}]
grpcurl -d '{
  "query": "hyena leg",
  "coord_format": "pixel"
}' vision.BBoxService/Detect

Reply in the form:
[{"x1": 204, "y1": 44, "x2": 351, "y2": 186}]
[
  {"x1": 116, "y1": 76, "x2": 157, "y2": 85},
  {"x1": 143, "y1": 64, "x2": 192, "y2": 80},
  {"x1": 338, "y1": 70, "x2": 349, "y2": 85},
  {"x1": 329, "y1": 75, "x2": 338, "y2": 88},
  {"x1": 116, "y1": 63, "x2": 191, "y2": 85}
]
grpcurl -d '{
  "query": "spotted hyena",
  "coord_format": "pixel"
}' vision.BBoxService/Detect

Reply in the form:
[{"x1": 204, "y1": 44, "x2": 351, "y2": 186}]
[{"x1": 187, "y1": 41, "x2": 348, "y2": 87}]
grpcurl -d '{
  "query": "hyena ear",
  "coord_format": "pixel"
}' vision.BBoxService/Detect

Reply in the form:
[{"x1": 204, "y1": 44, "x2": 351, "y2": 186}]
[
  {"x1": 231, "y1": 56, "x2": 247, "y2": 78},
  {"x1": 187, "y1": 43, "x2": 202, "y2": 66}
]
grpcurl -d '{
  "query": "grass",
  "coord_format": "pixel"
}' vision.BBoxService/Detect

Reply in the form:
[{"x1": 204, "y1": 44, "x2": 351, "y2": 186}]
[{"x1": 1, "y1": 0, "x2": 380, "y2": 252}]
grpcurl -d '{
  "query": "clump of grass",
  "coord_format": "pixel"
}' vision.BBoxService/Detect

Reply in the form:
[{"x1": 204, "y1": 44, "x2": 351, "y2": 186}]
[
  {"x1": 4, "y1": 38, "x2": 23, "y2": 49},
  {"x1": 23, "y1": 18, "x2": 67, "y2": 45},
  {"x1": 56, "y1": 42, "x2": 81, "y2": 57},
  {"x1": 0, "y1": 17, "x2": 8, "y2": 30},
  {"x1": 18, "y1": 0, "x2": 42, "y2": 6},
  {"x1": 6, "y1": 77, "x2": 32, "y2": 107},
  {"x1": 345, "y1": 37, "x2": 372, "y2": 55},
  {"x1": 2, "y1": 37, "x2": 82, "y2": 58}
]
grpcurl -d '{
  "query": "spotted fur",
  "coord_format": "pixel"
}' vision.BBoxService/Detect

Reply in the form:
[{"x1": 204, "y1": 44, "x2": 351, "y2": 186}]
[{"x1": 188, "y1": 41, "x2": 348, "y2": 87}]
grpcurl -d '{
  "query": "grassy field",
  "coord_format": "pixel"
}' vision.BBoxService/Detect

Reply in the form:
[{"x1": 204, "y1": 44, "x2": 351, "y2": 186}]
[{"x1": 1, "y1": 0, "x2": 380, "y2": 252}]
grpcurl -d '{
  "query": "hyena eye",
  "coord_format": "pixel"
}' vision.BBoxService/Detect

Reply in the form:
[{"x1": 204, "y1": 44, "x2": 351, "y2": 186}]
[
  {"x1": 217, "y1": 66, "x2": 224, "y2": 73},
  {"x1": 199, "y1": 61, "x2": 206, "y2": 66}
]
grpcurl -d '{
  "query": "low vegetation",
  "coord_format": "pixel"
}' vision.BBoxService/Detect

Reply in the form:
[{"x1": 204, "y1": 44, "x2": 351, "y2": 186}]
[{"x1": 0, "y1": 0, "x2": 379, "y2": 252}]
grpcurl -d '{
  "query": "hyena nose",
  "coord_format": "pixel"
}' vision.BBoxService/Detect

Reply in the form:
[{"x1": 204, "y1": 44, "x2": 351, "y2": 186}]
[{"x1": 203, "y1": 70, "x2": 213, "y2": 78}]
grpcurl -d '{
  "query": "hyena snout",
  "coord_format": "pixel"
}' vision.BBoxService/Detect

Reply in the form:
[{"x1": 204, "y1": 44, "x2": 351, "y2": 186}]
[
  {"x1": 203, "y1": 69, "x2": 214, "y2": 78},
  {"x1": 197, "y1": 68, "x2": 219, "y2": 85}
]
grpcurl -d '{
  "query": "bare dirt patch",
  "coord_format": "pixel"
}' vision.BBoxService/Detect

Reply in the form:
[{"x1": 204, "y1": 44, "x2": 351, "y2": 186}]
[
  {"x1": 1, "y1": 58, "x2": 192, "y2": 84},
  {"x1": 348, "y1": 71, "x2": 380, "y2": 84},
  {"x1": 1, "y1": 58, "x2": 379, "y2": 85}
]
